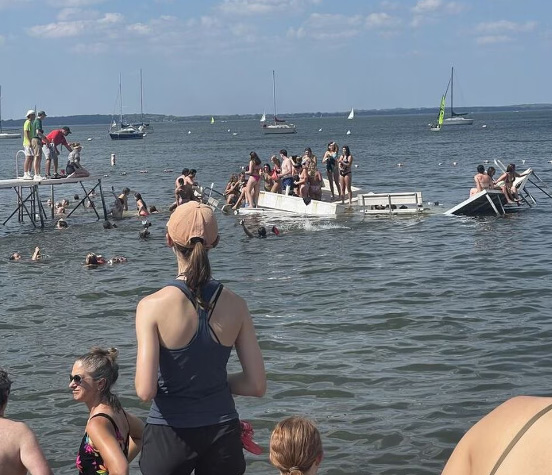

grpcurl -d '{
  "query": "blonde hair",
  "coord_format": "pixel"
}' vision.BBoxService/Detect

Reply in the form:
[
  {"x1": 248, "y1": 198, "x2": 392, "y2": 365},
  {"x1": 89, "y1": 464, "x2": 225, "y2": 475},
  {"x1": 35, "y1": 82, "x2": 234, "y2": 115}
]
[
  {"x1": 269, "y1": 416, "x2": 323, "y2": 475},
  {"x1": 76, "y1": 346, "x2": 121, "y2": 410}
]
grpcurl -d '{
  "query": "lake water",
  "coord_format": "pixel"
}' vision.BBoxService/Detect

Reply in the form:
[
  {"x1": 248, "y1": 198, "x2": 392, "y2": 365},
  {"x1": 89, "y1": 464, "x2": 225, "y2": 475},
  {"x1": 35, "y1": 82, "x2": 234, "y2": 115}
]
[{"x1": 1, "y1": 111, "x2": 552, "y2": 474}]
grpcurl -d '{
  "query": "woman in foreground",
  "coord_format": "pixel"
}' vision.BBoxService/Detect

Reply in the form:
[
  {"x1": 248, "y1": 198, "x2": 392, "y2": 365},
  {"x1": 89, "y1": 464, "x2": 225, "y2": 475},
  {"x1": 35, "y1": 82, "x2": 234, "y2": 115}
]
[
  {"x1": 442, "y1": 395, "x2": 552, "y2": 474},
  {"x1": 135, "y1": 201, "x2": 266, "y2": 475},
  {"x1": 338, "y1": 145, "x2": 354, "y2": 204},
  {"x1": 270, "y1": 416, "x2": 323, "y2": 475},
  {"x1": 70, "y1": 347, "x2": 143, "y2": 475}
]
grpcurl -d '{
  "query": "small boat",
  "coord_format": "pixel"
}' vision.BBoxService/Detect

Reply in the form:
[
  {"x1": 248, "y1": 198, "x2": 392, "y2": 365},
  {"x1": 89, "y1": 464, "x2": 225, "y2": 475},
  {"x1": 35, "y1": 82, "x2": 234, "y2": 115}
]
[
  {"x1": 430, "y1": 93, "x2": 446, "y2": 132},
  {"x1": 131, "y1": 69, "x2": 154, "y2": 133},
  {"x1": 109, "y1": 74, "x2": 144, "y2": 140},
  {"x1": 0, "y1": 86, "x2": 21, "y2": 139},
  {"x1": 210, "y1": 116, "x2": 215, "y2": 124},
  {"x1": 347, "y1": 107, "x2": 354, "y2": 120},
  {"x1": 259, "y1": 112, "x2": 266, "y2": 123},
  {"x1": 262, "y1": 70, "x2": 296, "y2": 135}
]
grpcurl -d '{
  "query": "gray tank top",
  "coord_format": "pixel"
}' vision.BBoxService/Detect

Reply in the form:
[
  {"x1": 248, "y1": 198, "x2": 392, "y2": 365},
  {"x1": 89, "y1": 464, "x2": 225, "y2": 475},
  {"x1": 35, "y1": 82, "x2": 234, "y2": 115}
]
[{"x1": 146, "y1": 279, "x2": 238, "y2": 428}]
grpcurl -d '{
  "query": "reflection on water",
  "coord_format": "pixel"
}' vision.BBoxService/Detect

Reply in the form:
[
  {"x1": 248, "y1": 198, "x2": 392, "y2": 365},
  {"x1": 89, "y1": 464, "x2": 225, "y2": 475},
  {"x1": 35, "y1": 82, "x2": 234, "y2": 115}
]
[{"x1": 1, "y1": 113, "x2": 552, "y2": 474}]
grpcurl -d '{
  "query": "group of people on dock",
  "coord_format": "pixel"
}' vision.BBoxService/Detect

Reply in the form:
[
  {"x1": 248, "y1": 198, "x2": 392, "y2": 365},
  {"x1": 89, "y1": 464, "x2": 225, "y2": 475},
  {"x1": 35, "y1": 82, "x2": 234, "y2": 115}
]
[
  {"x1": 224, "y1": 143, "x2": 355, "y2": 209},
  {"x1": 470, "y1": 162, "x2": 523, "y2": 204},
  {"x1": 1, "y1": 201, "x2": 324, "y2": 475},
  {"x1": 21, "y1": 109, "x2": 88, "y2": 181}
]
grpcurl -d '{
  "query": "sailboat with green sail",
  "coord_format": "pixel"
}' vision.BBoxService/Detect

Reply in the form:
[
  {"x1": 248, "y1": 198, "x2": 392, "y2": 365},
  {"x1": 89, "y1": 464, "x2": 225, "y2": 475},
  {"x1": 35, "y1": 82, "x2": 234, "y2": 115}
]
[
  {"x1": 430, "y1": 94, "x2": 446, "y2": 132},
  {"x1": 430, "y1": 67, "x2": 473, "y2": 131}
]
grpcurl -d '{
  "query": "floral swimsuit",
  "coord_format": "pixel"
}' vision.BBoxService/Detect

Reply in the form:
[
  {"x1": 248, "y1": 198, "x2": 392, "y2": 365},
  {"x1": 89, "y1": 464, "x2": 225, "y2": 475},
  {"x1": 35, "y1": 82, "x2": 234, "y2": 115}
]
[{"x1": 76, "y1": 412, "x2": 129, "y2": 475}]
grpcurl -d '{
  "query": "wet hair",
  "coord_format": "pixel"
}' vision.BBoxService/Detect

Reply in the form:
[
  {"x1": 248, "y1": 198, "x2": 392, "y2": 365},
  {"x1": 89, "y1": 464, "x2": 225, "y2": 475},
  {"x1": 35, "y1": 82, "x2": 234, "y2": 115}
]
[
  {"x1": 271, "y1": 156, "x2": 281, "y2": 167},
  {"x1": 280, "y1": 149, "x2": 288, "y2": 156},
  {"x1": 342, "y1": 145, "x2": 351, "y2": 156},
  {"x1": 487, "y1": 166, "x2": 496, "y2": 176},
  {"x1": 57, "y1": 219, "x2": 68, "y2": 228},
  {"x1": 477, "y1": 165, "x2": 485, "y2": 173},
  {"x1": 9, "y1": 252, "x2": 21, "y2": 261},
  {"x1": 270, "y1": 416, "x2": 323, "y2": 475},
  {"x1": 181, "y1": 168, "x2": 190, "y2": 176},
  {"x1": 178, "y1": 178, "x2": 185, "y2": 186},
  {"x1": 74, "y1": 194, "x2": 79, "y2": 201},
  {"x1": 149, "y1": 205, "x2": 158, "y2": 213},
  {"x1": 135, "y1": 193, "x2": 148, "y2": 209},
  {"x1": 122, "y1": 187, "x2": 130, "y2": 195},
  {"x1": 85, "y1": 253, "x2": 99, "y2": 266},
  {"x1": 250, "y1": 151, "x2": 262, "y2": 166},
  {"x1": 507, "y1": 163, "x2": 516, "y2": 173},
  {"x1": 304, "y1": 147, "x2": 312, "y2": 155},
  {"x1": 0, "y1": 369, "x2": 12, "y2": 408},
  {"x1": 76, "y1": 347, "x2": 121, "y2": 411},
  {"x1": 264, "y1": 163, "x2": 272, "y2": 172},
  {"x1": 174, "y1": 241, "x2": 212, "y2": 304},
  {"x1": 258, "y1": 226, "x2": 267, "y2": 238},
  {"x1": 189, "y1": 169, "x2": 197, "y2": 176}
]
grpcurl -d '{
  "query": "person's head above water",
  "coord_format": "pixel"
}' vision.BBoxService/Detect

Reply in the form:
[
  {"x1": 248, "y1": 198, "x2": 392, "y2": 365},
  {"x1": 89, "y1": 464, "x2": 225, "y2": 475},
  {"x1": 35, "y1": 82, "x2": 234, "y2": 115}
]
[
  {"x1": 477, "y1": 165, "x2": 485, "y2": 173},
  {"x1": 270, "y1": 416, "x2": 323, "y2": 475},
  {"x1": 257, "y1": 226, "x2": 267, "y2": 238}
]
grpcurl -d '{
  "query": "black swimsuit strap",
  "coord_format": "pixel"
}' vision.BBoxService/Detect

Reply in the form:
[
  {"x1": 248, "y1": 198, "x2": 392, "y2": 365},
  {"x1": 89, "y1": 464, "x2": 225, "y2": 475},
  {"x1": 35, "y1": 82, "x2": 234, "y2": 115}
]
[
  {"x1": 90, "y1": 412, "x2": 120, "y2": 433},
  {"x1": 490, "y1": 402, "x2": 552, "y2": 475}
]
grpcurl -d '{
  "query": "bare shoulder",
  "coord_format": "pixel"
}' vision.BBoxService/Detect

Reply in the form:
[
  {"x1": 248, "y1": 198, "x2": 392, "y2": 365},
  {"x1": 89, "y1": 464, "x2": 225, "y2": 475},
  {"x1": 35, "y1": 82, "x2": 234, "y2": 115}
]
[
  {"x1": 137, "y1": 286, "x2": 183, "y2": 310},
  {"x1": 0, "y1": 418, "x2": 31, "y2": 436}
]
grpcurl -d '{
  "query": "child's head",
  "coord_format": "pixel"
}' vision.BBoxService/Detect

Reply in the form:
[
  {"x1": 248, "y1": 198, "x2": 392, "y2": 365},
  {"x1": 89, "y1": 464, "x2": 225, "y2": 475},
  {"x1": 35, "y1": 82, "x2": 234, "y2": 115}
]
[{"x1": 270, "y1": 416, "x2": 323, "y2": 475}]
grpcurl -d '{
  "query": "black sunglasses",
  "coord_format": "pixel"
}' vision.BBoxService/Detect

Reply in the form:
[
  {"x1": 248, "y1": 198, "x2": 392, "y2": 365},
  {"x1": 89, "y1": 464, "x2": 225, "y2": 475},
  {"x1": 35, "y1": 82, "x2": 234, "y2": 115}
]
[{"x1": 69, "y1": 374, "x2": 83, "y2": 384}]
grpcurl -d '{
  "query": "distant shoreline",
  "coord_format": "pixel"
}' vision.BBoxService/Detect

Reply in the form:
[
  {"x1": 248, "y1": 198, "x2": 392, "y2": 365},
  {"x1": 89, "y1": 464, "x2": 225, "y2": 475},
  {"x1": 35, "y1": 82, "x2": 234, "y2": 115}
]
[{"x1": 2, "y1": 104, "x2": 551, "y2": 127}]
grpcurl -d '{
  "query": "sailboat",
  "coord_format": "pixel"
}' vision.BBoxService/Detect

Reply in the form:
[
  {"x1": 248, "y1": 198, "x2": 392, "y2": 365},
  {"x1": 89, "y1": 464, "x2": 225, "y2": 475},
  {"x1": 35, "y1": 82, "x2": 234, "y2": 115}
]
[
  {"x1": 132, "y1": 69, "x2": 153, "y2": 133},
  {"x1": 109, "y1": 74, "x2": 144, "y2": 140},
  {"x1": 210, "y1": 116, "x2": 215, "y2": 124},
  {"x1": 0, "y1": 86, "x2": 21, "y2": 139},
  {"x1": 259, "y1": 112, "x2": 266, "y2": 123},
  {"x1": 262, "y1": 70, "x2": 296, "y2": 134},
  {"x1": 430, "y1": 94, "x2": 446, "y2": 132},
  {"x1": 347, "y1": 107, "x2": 354, "y2": 120},
  {"x1": 441, "y1": 67, "x2": 473, "y2": 126}
]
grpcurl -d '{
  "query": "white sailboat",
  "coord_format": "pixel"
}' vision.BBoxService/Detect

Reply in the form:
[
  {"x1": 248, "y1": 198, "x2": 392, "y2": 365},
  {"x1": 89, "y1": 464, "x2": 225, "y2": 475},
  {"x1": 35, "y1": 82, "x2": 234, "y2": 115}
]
[
  {"x1": 442, "y1": 67, "x2": 473, "y2": 126},
  {"x1": 260, "y1": 112, "x2": 266, "y2": 123},
  {"x1": 132, "y1": 68, "x2": 153, "y2": 133},
  {"x1": 0, "y1": 86, "x2": 21, "y2": 139},
  {"x1": 347, "y1": 107, "x2": 354, "y2": 120},
  {"x1": 109, "y1": 74, "x2": 145, "y2": 140},
  {"x1": 262, "y1": 70, "x2": 296, "y2": 134}
]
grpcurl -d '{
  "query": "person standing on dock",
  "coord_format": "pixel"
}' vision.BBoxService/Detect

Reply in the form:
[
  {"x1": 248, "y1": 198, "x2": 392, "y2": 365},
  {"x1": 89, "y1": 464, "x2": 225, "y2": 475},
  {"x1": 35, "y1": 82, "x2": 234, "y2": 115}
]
[
  {"x1": 43, "y1": 126, "x2": 73, "y2": 178},
  {"x1": 22, "y1": 110, "x2": 35, "y2": 180},
  {"x1": 31, "y1": 111, "x2": 49, "y2": 181}
]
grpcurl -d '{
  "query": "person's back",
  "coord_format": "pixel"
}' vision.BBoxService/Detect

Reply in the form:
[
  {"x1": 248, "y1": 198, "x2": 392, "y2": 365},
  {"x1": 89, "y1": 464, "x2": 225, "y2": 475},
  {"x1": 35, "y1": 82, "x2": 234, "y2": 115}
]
[
  {"x1": 0, "y1": 369, "x2": 52, "y2": 475},
  {"x1": 442, "y1": 396, "x2": 552, "y2": 475}
]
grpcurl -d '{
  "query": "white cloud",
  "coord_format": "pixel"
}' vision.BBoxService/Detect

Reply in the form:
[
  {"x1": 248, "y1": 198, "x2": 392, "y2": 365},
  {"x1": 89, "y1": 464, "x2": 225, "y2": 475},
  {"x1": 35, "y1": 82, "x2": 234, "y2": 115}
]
[
  {"x1": 365, "y1": 12, "x2": 400, "y2": 29},
  {"x1": 71, "y1": 41, "x2": 108, "y2": 54},
  {"x1": 476, "y1": 35, "x2": 512, "y2": 45},
  {"x1": 57, "y1": 8, "x2": 101, "y2": 21},
  {"x1": 412, "y1": 0, "x2": 442, "y2": 14},
  {"x1": 475, "y1": 20, "x2": 537, "y2": 34},
  {"x1": 217, "y1": 0, "x2": 321, "y2": 16},
  {"x1": 410, "y1": 0, "x2": 464, "y2": 28},
  {"x1": 45, "y1": 0, "x2": 107, "y2": 6},
  {"x1": 27, "y1": 12, "x2": 123, "y2": 38}
]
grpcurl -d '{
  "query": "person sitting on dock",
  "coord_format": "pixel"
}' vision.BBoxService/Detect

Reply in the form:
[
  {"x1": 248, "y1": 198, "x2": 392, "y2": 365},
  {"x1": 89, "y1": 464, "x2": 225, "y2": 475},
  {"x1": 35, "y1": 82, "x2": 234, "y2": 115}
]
[
  {"x1": 65, "y1": 143, "x2": 89, "y2": 178},
  {"x1": 224, "y1": 174, "x2": 241, "y2": 205},
  {"x1": 0, "y1": 368, "x2": 53, "y2": 475},
  {"x1": 308, "y1": 167, "x2": 324, "y2": 201},
  {"x1": 43, "y1": 126, "x2": 73, "y2": 179},
  {"x1": 470, "y1": 165, "x2": 494, "y2": 196},
  {"x1": 495, "y1": 163, "x2": 522, "y2": 204}
]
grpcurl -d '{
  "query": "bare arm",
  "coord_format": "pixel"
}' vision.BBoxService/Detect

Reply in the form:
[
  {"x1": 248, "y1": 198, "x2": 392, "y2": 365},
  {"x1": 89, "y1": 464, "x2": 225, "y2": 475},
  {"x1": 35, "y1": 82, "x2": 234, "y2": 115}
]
[
  {"x1": 227, "y1": 305, "x2": 266, "y2": 397},
  {"x1": 240, "y1": 220, "x2": 255, "y2": 238},
  {"x1": 87, "y1": 417, "x2": 129, "y2": 475},
  {"x1": 126, "y1": 413, "x2": 145, "y2": 463},
  {"x1": 135, "y1": 296, "x2": 160, "y2": 401},
  {"x1": 19, "y1": 424, "x2": 53, "y2": 475}
]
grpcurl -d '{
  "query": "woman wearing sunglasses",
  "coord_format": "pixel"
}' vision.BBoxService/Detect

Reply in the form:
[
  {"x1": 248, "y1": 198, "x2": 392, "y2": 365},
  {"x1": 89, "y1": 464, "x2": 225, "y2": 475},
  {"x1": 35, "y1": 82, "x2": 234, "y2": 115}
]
[{"x1": 70, "y1": 347, "x2": 144, "y2": 475}]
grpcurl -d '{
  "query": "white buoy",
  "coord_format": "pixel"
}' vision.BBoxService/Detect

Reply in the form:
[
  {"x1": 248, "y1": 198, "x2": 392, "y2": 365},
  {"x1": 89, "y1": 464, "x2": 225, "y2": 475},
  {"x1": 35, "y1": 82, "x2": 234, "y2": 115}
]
[
  {"x1": 227, "y1": 129, "x2": 231, "y2": 132},
  {"x1": 110, "y1": 153, "x2": 116, "y2": 166},
  {"x1": 188, "y1": 131, "x2": 191, "y2": 134},
  {"x1": 87, "y1": 137, "x2": 92, "y2": 141},
  {"x1": 319, "y1": 128, "x2": 322, "y2": 132},
  {"x1": 438, "y1": 162, "x2": 443, "y2": 166},
  {"x1": 452, "y1": 161, "x2": 457, "y2": 166},
  {"x1": 346, "y1": 130, "x2": 351, "y2": 135},
  {"x1": 354, "y1": 164, "x2": 358, "y2": 168},
  {"x1": 522, "y1": 159, "x2": 526, "y2": 164},
  {"x1": 482, "y1": 124, "x2": 487, "y2": 128},
  {"x1": 232, "y1": 132, "x2": 238, "y2": 136},
  {"x1": 397, "y1": 163, "x2": 403, "y2": 167}
]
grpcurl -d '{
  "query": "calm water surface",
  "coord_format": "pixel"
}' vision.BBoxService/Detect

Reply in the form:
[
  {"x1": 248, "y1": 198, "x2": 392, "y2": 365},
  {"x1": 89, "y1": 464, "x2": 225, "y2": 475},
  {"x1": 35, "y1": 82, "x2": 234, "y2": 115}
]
[{"x1": 1, "y1": 112, "x2": 552, "y2": 474}]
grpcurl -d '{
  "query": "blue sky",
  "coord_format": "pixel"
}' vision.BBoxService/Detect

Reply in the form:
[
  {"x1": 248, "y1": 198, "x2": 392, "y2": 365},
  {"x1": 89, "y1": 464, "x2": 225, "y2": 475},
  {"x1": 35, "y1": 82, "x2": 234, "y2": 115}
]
[{"x1": 0, "y1": 0, "x2": 549, "y2": 119}]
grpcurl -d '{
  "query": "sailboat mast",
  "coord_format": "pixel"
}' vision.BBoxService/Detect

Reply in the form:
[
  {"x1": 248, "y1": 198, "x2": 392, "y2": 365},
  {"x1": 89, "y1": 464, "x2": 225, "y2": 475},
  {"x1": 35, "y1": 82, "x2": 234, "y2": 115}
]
[
  {"x1": 272, "y1": 70, "x2": 277, "y2": 122},
  {"x1": 119, "y1": 73, "x2": 124, "y2": 125},
  {"x1": 450, "y1": 67, "x2": 454, "y2": 115},
  {"x1": 140, "y1": 68, "x2": 144, "y2": 123}
]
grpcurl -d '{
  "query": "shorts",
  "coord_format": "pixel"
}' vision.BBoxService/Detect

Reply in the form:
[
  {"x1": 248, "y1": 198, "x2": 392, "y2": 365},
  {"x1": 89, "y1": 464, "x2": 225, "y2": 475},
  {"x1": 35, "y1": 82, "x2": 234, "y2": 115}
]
[
  {"x1": 43, "y1": 144, "x2": 58, "y2": 163},
  {"x1": 24, "y1": 145, "x2": 33, "y2": 157},
  {"x1": 140, "y1": 419, "x2": 245, "y2": 475},
  {"x1": 281, "y1": 177, "x2": 294, "y2": 194},
  {"x1": 31, "y1": 138, "x2": 42, "y2": 159}
]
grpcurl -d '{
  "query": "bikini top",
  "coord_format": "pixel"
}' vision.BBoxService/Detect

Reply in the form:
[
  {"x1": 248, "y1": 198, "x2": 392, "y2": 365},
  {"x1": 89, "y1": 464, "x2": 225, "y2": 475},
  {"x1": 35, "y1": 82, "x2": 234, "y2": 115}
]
[{"x1": 490, "y1": 403, "x2": 552, "y2": 475}]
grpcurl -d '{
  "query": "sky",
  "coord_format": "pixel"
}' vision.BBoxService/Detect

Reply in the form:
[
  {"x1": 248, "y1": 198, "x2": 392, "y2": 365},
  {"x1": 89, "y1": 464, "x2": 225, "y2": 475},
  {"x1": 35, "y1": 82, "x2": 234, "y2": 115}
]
[{"x1": 0, "y1": 0, "x2": 550, "y2": 119}]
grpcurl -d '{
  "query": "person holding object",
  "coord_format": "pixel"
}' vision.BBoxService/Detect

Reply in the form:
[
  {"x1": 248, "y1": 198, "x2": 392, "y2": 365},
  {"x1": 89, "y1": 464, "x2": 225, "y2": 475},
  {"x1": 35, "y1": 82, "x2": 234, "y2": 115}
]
[
  {"x1": 43, "y1": 126, "x2": 73, "y2": 178},
  {"x1": 0, "y1": 368, "x2": 53, "y2": 475},
  {"x1": 135, "y1": 201, "x2": 266, "y2": 475}
]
